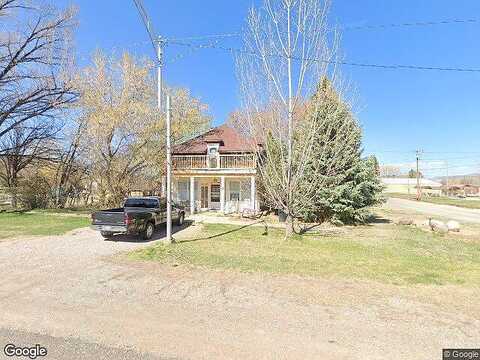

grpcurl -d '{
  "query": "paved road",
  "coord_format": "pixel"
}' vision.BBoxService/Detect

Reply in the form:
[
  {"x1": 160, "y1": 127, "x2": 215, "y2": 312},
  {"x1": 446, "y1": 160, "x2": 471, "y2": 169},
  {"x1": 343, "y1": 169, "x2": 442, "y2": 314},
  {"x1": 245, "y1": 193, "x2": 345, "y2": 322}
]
[
  {"x1": 0, "y1": 224, "x2": 479, "y2": 359},
  {"x1": 386, "y1": 197, "x2": 480, "y2": 224}
]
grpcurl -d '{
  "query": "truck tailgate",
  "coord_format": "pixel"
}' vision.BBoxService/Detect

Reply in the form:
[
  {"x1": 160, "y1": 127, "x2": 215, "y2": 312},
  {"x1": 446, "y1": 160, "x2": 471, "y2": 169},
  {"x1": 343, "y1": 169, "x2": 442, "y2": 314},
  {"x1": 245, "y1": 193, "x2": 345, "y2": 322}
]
[{"x1": 92, "y1": 209, "x2": 125, "y2": 225}]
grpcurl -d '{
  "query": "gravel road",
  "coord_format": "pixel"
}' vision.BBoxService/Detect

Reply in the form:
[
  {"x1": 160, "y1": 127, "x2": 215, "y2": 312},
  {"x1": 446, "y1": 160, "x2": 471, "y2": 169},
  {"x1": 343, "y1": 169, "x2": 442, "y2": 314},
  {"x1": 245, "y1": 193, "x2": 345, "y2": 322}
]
[
  {"x1": 1, "y1": 224, "x2": 479, "y2": 359},
  {"x1": 386, "y1": 197, "x2": 480, "y2": 223}
]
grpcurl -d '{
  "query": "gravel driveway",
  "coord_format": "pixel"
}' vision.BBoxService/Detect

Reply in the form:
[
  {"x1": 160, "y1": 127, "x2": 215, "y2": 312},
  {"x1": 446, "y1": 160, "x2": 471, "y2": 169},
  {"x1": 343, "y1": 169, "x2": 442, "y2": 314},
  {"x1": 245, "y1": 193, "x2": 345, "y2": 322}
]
[
  {"x1": 386, "y1": 197, "x2": 480, "y2": 223},
  {"x1": 1, "y1": 224, "x2": 479, "y2": 359}
]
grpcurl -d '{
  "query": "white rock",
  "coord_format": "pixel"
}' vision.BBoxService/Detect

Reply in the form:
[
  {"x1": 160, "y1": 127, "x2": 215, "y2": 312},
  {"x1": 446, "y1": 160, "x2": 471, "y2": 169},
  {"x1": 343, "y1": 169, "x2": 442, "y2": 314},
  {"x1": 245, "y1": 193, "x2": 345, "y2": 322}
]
[
  {"x1": 428, "y1": 219, "x2": 448, "y2": 233},
  {"x1": 446, "y1": 220, "x2": 461, "y2": 232}
]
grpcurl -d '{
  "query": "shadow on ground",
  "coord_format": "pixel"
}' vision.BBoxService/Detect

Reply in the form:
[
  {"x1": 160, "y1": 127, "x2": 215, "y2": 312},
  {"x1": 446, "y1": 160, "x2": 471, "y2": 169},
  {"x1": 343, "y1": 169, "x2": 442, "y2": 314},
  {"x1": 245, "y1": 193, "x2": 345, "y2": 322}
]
[
  {"x1": 366, "y1": 214, "x2": 392, "y2": 225},
  {"x1": 103, "y1": 220, "x2": 194, "y2": 243},
  {"x1": 178, "y1": 220, "x2": 269, "y2": 244}
]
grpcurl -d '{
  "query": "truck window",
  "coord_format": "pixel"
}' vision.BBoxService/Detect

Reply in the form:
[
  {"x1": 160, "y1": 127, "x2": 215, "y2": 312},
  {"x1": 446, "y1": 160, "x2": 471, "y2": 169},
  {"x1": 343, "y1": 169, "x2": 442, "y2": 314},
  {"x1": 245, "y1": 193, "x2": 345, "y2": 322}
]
[{"x1": 125, "y1": 198, "x2": 159, "y2": 208}]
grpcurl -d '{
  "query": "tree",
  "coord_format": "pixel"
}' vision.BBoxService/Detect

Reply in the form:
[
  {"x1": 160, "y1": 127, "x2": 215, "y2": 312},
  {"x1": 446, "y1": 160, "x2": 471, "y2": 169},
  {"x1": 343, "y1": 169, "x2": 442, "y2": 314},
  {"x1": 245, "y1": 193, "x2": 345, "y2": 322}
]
[
  {"x1": 408, "y1": 169, "x2": 422, "y2": 179},
  {"x1": 0, "y1": 0, "x2": 77, "y2": 207},
  {"x1": 259, "y1": 77, "x2": 384, "y2": 225},
  {"x1": 0, "y1": 0, "x2": 77, "y2": 149},
  {"x1": 236, "y1": 0, "x2": 342, "y2": 236},
  {"x1": 76, "y1": 51, "x2": 211, "y2": 206}
]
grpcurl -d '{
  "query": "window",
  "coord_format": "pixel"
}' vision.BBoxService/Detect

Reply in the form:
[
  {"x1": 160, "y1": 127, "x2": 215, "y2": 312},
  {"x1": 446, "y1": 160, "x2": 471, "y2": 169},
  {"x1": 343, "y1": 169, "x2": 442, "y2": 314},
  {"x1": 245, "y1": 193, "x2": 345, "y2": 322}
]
[
  {"x1": 211, "y1": 184, "x2": 220, "y2": 202},
  {"x1": 229, "y1": 181, "x2": 240, "y2": 201},
  {"x1": 177, "y1": 180, "x2": 190, "y2": 202},
  {"x1": 124, "y1": 198, "x2": 159, "y2": 208},
  {"x1": 207, "y1": 143, "x2": 219, "y2": 168}
]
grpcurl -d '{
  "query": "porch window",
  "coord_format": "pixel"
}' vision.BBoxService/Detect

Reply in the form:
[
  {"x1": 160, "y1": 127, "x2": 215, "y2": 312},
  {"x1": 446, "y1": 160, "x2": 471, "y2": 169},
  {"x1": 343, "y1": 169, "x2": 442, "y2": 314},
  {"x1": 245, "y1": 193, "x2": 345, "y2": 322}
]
[
  {"x1": 177, "y1": 180, "x2": 190, "y2": 203},
  {"x1": 229, "y1": 181, "x2": 240, "y2": 201}
]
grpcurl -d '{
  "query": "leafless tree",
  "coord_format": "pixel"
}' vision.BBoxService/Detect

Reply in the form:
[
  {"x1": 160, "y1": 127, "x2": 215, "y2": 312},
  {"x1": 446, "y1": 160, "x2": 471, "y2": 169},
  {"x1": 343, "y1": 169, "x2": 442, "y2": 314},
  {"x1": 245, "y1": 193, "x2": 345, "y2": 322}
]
[
  {"x1": 0, "y1": 123, "x2": 56, "y2": 206},
  {"x1": 0, "y1": 0, "x2": 77, "y2": 153},
  {"x1": 236, "y1": 0, "x2": 354, "y2": 235}
]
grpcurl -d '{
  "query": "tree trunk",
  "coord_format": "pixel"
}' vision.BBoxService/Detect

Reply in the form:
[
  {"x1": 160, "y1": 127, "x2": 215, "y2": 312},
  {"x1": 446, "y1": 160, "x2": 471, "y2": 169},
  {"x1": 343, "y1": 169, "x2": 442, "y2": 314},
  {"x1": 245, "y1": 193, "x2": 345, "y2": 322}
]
[{"x1": 284, "y1": 214, "x2": 294, "y2": 239}]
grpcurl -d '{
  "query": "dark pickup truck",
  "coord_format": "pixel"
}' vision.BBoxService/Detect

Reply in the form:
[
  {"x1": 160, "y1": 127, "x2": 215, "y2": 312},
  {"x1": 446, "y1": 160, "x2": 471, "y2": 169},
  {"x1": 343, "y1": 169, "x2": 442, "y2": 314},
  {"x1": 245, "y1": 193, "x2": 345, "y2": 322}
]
[{"x1": 90, "y1": 197, "x2": 185, "y2": 240}]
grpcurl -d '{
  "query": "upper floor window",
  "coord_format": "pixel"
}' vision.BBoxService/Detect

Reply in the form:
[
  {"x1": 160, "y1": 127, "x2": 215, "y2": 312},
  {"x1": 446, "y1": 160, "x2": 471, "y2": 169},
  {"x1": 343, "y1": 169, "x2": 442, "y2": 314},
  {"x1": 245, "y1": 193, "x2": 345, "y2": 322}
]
[{"x1": 207, "y1": 143, "x2": 220, "y2": 168}]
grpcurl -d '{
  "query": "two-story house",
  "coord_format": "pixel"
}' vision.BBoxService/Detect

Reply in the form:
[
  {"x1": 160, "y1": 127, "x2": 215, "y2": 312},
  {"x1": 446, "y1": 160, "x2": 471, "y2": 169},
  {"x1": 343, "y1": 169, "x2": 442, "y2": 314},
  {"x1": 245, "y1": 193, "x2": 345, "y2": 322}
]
[{"x1": 170, "y1": 125, "x2": 259, "y2": 214}]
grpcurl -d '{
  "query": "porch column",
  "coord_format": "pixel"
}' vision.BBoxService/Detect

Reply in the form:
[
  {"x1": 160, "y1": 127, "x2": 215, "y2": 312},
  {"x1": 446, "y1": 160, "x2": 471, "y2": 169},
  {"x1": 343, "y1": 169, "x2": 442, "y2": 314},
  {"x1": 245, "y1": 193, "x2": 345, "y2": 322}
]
[
  {"x1": 220, "y1": 176, "x2": 225, "y2": 213},
  {"x1": 190, "y1": 176, "x2": 195, "y2": 214},
  {"x1": 251, "y1": 175, "x2": 256, "y2": 210}
]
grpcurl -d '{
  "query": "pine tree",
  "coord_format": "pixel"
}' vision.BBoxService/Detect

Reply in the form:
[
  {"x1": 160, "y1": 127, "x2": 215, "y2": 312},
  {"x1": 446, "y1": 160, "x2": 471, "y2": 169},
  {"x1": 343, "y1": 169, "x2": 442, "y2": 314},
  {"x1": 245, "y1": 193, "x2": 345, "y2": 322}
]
[{"x1": 295, "y1": 78, "x2": 384, "y2": 224}]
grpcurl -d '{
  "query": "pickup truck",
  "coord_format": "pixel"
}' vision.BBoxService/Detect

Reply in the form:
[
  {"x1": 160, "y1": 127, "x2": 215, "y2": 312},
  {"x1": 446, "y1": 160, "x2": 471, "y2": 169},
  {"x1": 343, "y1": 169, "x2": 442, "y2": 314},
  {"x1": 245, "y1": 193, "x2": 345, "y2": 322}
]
[{"x1": 90, "y1": 196, "x2": 185, "y2": 240}]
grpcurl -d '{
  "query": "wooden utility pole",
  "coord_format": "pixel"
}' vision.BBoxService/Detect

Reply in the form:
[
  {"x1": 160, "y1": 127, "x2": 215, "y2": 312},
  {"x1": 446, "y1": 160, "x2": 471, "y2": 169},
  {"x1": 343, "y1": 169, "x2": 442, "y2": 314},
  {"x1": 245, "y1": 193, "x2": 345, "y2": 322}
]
[
  {"x1": 445, "y1": 160, "x2": 449, "y2": 197},
  {"x1": 133, "y1": 0, "x2": 172, "y2": 243},
  {"x1": 416, "y1": 149, "x2": 422, "y2": 201}
]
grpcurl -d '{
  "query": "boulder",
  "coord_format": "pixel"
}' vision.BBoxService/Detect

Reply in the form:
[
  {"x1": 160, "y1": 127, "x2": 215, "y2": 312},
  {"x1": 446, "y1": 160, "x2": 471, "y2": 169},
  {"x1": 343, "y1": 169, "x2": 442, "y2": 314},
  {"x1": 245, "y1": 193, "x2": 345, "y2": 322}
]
[
  {"x1": 446, "y1": 220, "x2": 461, "y2": 232},
  {"x1": 428, "y1": 218, "x2": 448, "y2": 234}
]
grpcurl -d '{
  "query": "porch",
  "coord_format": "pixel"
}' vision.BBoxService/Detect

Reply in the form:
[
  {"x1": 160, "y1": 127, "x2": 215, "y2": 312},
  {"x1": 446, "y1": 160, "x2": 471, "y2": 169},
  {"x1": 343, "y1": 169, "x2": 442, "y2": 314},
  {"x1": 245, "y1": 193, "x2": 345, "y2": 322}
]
[{"x1": 172, "y1": 175, "x2": 257, "y2": 214}]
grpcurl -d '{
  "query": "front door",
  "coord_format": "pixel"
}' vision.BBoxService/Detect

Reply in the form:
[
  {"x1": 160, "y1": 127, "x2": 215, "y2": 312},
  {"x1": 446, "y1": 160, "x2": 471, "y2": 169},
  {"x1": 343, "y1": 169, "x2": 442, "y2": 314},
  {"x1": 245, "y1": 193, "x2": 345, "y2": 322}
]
[
  {"x1": 200, "y1": 185, "x2": 209, "y2": 209},
  {"x1": 210, "y1": 184, "x2": 220, "y2": 210}
]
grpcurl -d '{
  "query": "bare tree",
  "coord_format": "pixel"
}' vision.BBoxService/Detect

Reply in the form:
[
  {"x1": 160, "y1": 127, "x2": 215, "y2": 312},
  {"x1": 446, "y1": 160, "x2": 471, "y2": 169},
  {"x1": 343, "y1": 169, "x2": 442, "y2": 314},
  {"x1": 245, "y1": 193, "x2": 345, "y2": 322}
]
[
  {"x1": 0, "y1": 0, "x2": 77, "y2": 152},
  {"x1": 236, "y1": 0, "x2": 345, "y2": 235},
  {"x1": 0, "y1": 123, "x2": 56, "y2": 206}
]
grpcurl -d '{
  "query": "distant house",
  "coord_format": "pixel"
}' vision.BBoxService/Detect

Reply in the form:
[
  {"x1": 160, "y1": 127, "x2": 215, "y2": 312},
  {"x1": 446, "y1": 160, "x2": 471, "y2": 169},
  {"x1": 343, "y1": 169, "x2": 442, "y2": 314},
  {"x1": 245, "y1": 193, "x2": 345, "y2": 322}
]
[
  {"x1": 442, "y1": 184, "x2": 480, "y2": 197},
  {"x1": 167, "y1": 125, "x2": 259, "y2": 214},
  {"x1": 381, "y1": 177, "x2": 442, "y2": 195}
]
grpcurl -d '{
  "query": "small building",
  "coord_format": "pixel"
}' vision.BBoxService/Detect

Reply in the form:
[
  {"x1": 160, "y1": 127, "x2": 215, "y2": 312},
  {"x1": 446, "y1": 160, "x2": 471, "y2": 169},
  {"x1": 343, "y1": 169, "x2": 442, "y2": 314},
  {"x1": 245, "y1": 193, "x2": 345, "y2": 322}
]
[
  {"x1": 381, "y1": 177, "x2": 442, "y2": 196},
  {"x1": 169, "y1": 125, "x2": 259, "y2": 214},
  {"x1": 442, "y1": 184, "x2": 480, "y2": 197}
]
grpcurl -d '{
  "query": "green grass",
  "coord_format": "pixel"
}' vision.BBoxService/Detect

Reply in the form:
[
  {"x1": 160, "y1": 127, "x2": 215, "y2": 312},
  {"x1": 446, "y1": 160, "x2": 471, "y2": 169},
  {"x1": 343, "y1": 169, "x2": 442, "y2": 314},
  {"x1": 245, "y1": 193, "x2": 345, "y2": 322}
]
[
  {"x1": 0, "y1": 212, "x2": 90, "y2": 239},
  {"x1": 129, "y1": 223, "x2": 480, "y2": 286},
  {"x1": 389, "y1": 193, "x2": 480, "y2": 209}
]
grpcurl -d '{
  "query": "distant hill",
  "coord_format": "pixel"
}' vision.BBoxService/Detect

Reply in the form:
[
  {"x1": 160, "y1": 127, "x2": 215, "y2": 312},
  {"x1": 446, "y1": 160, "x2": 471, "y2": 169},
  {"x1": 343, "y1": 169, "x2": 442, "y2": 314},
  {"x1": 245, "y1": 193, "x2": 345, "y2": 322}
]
[{"x1": 434, "y1": 173, "x2": 480, "y2": 186}]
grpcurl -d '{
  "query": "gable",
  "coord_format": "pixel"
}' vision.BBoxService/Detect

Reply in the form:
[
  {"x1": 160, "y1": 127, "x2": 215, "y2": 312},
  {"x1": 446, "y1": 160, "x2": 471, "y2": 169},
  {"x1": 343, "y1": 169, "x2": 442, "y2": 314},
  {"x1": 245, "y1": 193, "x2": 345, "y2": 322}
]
[{"x1": 173, "y1": 125, "x2": 255, "y2": 154}]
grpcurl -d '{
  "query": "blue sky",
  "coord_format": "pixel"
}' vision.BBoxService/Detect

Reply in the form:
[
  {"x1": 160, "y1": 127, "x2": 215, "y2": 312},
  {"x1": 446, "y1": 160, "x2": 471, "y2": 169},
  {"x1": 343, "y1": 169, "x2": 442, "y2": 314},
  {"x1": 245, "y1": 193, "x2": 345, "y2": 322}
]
[{"x1": 57, "y1": 0, "x2": 480, "y2": 177}]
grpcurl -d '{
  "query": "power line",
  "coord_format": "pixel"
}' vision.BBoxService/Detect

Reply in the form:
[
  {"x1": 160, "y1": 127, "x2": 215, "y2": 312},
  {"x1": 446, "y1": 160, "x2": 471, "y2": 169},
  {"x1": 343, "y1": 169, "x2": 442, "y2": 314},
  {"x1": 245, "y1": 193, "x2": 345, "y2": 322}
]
[
  {"x1": 165, "y1": 39, "x2": 480, "y2": 73},
  {"x1": 338, "y1": 18, "x2": 480, "y2": 31},
  {"x1": 165, "y1": 17, "x2": 480, "y2": 42},
  {"x1": 168, "y1": 18, "x2": 480, "y2": 41}
]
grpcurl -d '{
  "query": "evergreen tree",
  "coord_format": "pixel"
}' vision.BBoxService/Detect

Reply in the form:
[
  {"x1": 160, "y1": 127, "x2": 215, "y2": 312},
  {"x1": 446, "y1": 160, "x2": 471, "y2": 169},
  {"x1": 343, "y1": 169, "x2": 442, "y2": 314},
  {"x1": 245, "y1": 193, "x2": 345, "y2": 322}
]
[{"x1": 295, "y1": 78, "x2": 384, "y2": 224}]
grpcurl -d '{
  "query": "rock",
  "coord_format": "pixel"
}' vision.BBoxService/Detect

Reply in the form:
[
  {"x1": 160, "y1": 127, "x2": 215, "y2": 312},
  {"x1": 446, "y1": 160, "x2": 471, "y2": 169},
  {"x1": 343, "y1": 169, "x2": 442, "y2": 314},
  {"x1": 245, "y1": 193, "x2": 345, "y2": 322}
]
[
  {"x1": 397, "y1": 218, "x2": 414, "y2": 226},
  {"x1": 428, "y1": 218, "x2": 448, "y2": 234},
  {"x1": 446, "y1": 220, "x2": 461, "y2": 232}
]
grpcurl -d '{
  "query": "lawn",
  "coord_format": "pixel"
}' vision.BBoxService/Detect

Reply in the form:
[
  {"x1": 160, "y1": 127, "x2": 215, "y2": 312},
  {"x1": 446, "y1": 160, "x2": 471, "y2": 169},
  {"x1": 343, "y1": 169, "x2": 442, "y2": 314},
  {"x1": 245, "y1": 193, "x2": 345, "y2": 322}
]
[
  {"x1": 0, "y1": 212, "x2": 90, "y2": 239},
  {"x1": 389, "y1": 193, "x2": 480, "y2": 209},
  {"x1": 130, "y1": 222, "x2": 480, "y2": 286}
]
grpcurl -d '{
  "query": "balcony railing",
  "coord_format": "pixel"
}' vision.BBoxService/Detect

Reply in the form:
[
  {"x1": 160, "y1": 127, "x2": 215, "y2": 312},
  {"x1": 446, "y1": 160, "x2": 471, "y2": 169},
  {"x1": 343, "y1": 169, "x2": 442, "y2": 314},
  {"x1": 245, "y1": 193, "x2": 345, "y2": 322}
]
[{"x1": 173, "y1": 154, "x2": 256, "y2": 170}]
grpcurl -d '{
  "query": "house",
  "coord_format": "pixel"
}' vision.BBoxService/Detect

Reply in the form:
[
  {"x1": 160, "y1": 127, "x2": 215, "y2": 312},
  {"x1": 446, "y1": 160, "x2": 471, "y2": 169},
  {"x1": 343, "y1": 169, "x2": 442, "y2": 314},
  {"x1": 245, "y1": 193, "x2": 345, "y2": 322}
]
[
  {"x1": 442, "y1": 184, "x2": 480, "y2": 197},
  {"x1": 381, "y1": 177, "x2": 442, "y2": 196},
  {"x1": 169, "y1": 125, "x2": 259, "y2": 214}
]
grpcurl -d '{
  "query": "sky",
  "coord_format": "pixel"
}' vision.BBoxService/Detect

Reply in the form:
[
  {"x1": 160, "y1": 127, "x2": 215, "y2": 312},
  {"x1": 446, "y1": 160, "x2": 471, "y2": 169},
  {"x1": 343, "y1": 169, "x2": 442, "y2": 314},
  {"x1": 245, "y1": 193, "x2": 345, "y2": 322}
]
[{"x1": 55, "y1": 0, "x2": 480, "y2": 178}]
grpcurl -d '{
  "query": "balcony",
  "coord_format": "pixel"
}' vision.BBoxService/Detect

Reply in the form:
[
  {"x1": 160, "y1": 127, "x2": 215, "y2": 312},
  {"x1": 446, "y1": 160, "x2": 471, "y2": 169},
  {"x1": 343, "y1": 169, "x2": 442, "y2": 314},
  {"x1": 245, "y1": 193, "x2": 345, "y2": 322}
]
[{"x1": 173, "y1": 154, "x2": 256, "y2": 171}]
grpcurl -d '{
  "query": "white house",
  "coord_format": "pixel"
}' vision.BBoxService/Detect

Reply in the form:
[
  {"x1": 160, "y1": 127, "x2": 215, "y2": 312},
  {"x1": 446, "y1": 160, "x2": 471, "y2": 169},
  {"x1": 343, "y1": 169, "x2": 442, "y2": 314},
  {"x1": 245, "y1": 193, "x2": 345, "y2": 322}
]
[{"x1": 168, "y1": 125, "x2": 259, "y2": 214}]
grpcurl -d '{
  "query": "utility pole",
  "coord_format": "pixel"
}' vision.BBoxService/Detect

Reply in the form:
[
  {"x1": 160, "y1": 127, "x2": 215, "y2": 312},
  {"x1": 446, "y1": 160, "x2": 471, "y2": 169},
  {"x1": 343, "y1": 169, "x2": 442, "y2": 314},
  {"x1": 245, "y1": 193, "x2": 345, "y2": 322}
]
[
  {"x1": 157, "y1": 36, "x2": 164, "y2": 111},
  {"x1": 416, "y1": 149, "x2": 422, "y2": 201},
  {"x1": 133, "y1": 0, "x2": 172, "y2": 243},
  {"x1": 445, "y1": 160, "x2": 449, "y2": 197}
]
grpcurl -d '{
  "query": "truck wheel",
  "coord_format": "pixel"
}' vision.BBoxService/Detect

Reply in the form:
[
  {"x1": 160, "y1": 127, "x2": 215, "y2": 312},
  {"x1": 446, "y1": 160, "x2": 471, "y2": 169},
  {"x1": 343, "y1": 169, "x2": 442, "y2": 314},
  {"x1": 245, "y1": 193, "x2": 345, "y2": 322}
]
[
  {"x1": 142, "y1": 222, "x2": 155, "y2": 240},
  {"x1": 100, "y1": 231, "x2": 113, "y2": 239}
]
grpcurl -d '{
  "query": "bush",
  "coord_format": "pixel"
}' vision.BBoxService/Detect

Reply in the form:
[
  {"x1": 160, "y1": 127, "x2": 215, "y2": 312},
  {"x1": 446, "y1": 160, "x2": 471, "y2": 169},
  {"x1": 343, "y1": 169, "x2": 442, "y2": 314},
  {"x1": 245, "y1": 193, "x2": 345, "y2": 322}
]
[{"x1": 18, "y1": 173, "x2": 51, "y2": 209}]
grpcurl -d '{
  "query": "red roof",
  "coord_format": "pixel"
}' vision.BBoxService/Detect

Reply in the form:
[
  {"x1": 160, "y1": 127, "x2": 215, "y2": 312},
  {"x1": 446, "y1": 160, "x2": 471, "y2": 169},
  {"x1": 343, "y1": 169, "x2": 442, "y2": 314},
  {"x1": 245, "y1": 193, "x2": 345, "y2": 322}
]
[{"x1": 173, "y1": 125, "x2": 255, "y2": 154}]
